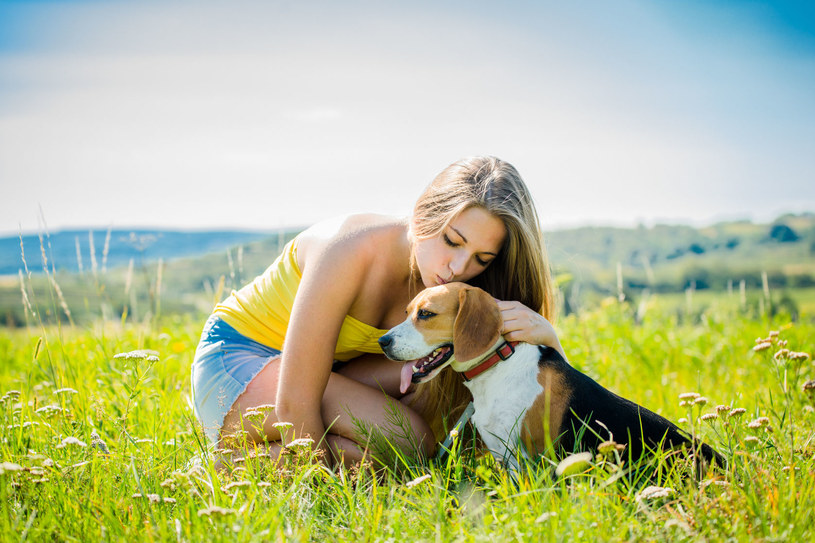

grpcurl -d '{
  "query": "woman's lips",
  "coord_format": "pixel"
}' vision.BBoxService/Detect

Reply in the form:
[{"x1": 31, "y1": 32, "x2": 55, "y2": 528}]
[{"x1": 436, "y1": 275, "x2": 448, "y2": 286}]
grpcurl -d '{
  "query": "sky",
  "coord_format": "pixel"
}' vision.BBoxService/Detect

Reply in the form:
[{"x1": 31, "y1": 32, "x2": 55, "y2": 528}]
[{"x1": 1, "y1": 0, "x2": 814, "y2": 236}]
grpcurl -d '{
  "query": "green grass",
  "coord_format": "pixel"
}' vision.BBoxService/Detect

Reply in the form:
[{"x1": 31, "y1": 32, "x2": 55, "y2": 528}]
[{"x1": 1, "y1": 292, "x2": 814, "y2": 541}]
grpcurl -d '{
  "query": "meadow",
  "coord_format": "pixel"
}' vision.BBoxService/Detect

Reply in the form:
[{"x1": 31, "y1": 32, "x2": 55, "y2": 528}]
[{"x1": 1, "y1": 234, "x2": 814, "y2": 541}]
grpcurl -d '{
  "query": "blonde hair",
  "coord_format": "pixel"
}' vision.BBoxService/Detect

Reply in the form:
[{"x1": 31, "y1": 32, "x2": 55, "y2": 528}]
[{"x1": 409, "y1": 156, "x2": 556, "y2": 440}]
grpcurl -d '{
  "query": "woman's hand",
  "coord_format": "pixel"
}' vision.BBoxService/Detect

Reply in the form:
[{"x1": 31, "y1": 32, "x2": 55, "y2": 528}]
[{"x1": 495, "y1": 300, "x2": 566, "y2": 359}]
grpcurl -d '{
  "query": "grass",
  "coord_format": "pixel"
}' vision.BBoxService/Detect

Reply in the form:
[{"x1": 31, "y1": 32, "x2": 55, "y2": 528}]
[{"x1": 1, "y1": 283, "x2": 814, "y2": 540}]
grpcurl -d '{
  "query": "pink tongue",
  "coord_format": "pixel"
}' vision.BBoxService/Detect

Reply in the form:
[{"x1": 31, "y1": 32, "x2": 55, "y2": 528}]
[{"x1": 400, "y1": 362, "x2": 416, "y2": 395}]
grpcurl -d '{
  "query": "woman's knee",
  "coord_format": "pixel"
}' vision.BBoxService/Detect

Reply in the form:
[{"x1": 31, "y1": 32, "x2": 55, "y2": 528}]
[
  {"x1": 220, "y1": 357, "x2": 283, "y2": 443},
  {"x1": 321, "y1": 373, "x2": 435, "y2": 457}
]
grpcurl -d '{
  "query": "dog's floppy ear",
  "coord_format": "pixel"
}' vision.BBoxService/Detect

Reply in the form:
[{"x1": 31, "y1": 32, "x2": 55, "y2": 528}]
[{"x1": 453, "y1": 286, "x2": 503, "y2": 363}]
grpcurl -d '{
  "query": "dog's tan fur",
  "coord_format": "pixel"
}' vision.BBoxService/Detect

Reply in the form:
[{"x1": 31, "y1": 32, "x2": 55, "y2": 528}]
[
  {"x1": 403, "y1": 287, "x2": 459, "y2": 348},
  {"x1": 383, "y1": 282, "x2": 724, "y2": 471},
  {"x1": 402, "y1": 284, "x2": 503, "y2": 363},
  {"x1": 402, "y1": 283, "x2": 570, "y2": 453},
  {"x1": 521, "y1": 367, "x2": 572, "y2": 455}
]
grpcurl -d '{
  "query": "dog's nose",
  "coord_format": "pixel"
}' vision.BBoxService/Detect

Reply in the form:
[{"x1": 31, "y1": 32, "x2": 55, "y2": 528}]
[{"x1": 378, "y1": 335, "x2": 393, "y2": 350}]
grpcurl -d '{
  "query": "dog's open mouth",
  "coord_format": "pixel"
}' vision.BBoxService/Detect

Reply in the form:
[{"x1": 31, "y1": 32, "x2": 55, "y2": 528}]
[{"x1": 399, "y1": 345, "x2": 453, "y2": 394}]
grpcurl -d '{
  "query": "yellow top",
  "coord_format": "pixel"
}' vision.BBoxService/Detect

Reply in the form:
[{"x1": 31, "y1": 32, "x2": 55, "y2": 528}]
[{"x1": 213, "y1": 238, "x2": 387, "y2": 362}]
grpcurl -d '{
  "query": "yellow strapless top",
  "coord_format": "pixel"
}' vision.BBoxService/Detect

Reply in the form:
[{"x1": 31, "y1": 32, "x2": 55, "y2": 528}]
[{"x1": 213, "y1": 238, "x2": 387, "y2": 362}]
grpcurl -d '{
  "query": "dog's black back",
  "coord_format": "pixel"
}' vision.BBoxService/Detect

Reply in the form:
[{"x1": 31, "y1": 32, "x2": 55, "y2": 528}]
[{"x1": 536, "y1": 346, "x2": 723, "y2": 467}]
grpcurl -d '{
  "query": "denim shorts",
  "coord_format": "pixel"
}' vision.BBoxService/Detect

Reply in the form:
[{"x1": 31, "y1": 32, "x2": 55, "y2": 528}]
[{"x1": 191, "y1": 315, "x2": 282, "y2": 444}]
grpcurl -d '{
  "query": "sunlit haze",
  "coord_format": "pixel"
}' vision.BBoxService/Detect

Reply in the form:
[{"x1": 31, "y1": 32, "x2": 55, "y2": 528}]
[{"x1": 1, "y1": 0, "x2": 814, "y2": 236}]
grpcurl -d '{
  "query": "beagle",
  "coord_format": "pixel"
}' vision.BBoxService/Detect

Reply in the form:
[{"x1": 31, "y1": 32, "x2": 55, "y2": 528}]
[{"x1": 379, "y1": 282, "x2": 722, "y2": 472}]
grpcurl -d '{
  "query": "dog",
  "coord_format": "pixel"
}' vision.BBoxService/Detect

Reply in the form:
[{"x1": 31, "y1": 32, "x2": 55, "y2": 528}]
[{"x1": 379, "y1": 282, "x2": 722, "y2": 473}]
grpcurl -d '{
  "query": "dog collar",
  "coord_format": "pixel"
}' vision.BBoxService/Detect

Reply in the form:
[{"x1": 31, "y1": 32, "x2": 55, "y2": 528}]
[{"x1": 462, "y1": 341, "x2": 519, "y2": 381}]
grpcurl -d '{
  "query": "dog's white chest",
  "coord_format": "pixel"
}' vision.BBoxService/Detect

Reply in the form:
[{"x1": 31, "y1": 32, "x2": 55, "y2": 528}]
[{"x1": 464, "y1": 343, "x2": 543, "y2": 465}]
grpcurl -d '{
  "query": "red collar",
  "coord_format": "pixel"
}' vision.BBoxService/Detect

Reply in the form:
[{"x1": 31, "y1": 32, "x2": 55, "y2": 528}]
[{"x1": 462, "y1": 341, "x2": 519, "y2": 381}]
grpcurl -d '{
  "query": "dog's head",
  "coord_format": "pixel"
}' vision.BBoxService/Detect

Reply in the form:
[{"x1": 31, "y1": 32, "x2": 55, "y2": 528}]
[{"x1": 379, "y1": 282, "x2": 503, "y2": 392}]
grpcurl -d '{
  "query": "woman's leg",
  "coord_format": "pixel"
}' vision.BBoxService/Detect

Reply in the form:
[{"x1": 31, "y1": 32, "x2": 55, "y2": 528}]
[
  {"x1": 220, "y1": 355, "x2": 435, "y2": 461},
  {"x1": 334, "y1": 353, "x2": 403, "y2": 397},
  {"x1": 217, "y1": 433, "x2": 364, "y2": 471}
]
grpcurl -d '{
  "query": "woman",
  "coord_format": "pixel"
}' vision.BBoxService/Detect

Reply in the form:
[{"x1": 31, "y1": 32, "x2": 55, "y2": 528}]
[{"x1": 191, "y1": 156, "x2": 565, "y2": 466}]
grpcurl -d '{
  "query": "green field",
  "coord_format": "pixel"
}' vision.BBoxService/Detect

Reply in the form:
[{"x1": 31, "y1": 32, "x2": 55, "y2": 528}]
[{"x1": 1, "y1": 287, "x2": 814, "y2": 541}]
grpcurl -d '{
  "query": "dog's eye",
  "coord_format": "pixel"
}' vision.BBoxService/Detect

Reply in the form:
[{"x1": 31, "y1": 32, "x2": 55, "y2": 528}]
[{"x1": 416, "y1": 309, "x2": 436, "y2": 320}]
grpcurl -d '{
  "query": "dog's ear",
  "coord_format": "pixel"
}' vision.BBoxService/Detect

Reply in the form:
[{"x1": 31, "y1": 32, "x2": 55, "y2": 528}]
[{"x1": 453, "y1": 286, "x2": 503, "y2": 363}]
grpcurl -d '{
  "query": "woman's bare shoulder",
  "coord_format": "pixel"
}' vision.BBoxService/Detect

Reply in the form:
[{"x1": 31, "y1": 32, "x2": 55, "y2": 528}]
[{"x1": 296, "y1": 214, "x2": 408, "y2": 268}]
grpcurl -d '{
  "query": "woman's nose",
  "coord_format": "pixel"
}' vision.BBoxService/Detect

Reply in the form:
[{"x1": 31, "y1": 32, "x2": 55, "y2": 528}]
[{"x1": 448, "y1": 253, "x2": 467, "y2": 277}]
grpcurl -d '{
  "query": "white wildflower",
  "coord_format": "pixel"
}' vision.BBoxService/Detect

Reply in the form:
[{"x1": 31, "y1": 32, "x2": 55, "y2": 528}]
[
  {"x1": 91, "y1": 430, "x2": 110, "y2": 454},
  {"x1": 747, "y1": 417, "x2": 770, "y2": 429},
  {"x1": 555, "y1": 452, "x2": 593, "y2": 477},
  {"x1": 728, "y1": 408, "x2": 747, "y2": 418},
  {"x1": 223, "y1": 481, "x2": 251, "y2": 491},
  {"x1": 54, "y1": 388, "x2": 78, "y2": 395},
  {"x1": 636, "y1": 485, "x2": 675, "y2": 503},
  {"x1": 132, "y1": 493, "x2": 177, "y2": 504},
  {"x1": 197, "y1": 506, "x2": 236, "y2": 517},
  {"x1": 0, "y1": 462, "x2": 24, "y2": 474},
  {"x1": 57, "y1": 436, "x2": 87, "y2": 448},
  {"x1": 113, "y1": 350, "x2": 159, "y2": 361},
  {"x1": 597, "y1": 440, "x2": 625, "y2": 456},
  {"x1": 535, "y1": 512, "x2": 557, "y2": 523},
  {"x1": 286, "y1": 438, "x2": 314, "y2": 450},
  {"x1": 35, "y1": 405, "x2": 65, "y2": 418},
  {"x1": 753, "y1": 342, "x2": 772, "y2": 352},
  {"x1": 406, "y1": 474, "x2": 431, "y2": 488}
]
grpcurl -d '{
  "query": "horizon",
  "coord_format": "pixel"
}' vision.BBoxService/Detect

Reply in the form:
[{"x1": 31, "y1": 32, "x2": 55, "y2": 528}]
[
  {"x1": 4, "y1": 209, "x2": 814, "y2": 240},
  {"x1": 2, "y1": 0, "x2": 814, "y2": 235}
]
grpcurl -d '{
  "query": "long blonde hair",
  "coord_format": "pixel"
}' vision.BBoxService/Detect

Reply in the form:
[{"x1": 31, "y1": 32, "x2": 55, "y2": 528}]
[{"x1": 409, "y1": 156, "x2": 556, "y2": 440}]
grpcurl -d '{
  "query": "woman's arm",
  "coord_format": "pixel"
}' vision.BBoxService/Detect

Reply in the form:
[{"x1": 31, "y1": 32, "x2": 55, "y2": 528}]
[
  {"x1": 495, "y1": 300, "x2": 567, "y2": 360},
  {"x1": 274, "y1": 234, "x2": 371, "y2": 455}
]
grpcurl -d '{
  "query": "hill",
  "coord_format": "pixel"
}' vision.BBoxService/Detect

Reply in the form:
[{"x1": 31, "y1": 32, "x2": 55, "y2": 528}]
[
  {"x1": 546, "y1": 213, "x2": 815, "y2": 298},
  {"x1": 1, "y1": 228, "x2": 278, "y2": 276},
  {"x1": 2, "y1": 214, "x2": 814, "y2": 326}
]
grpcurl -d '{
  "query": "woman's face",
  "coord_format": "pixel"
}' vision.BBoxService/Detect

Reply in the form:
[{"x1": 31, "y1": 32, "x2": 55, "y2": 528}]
[{"x1": 413, "y1": 206, "x2": 507, "y2": 288}]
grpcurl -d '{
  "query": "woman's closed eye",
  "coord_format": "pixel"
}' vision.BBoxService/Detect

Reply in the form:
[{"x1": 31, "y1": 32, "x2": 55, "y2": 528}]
[{"x1": 445, "y1": 233, "x2": 491, "y2": 267}]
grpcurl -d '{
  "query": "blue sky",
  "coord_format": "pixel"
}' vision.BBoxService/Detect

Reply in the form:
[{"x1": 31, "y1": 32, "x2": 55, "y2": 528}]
[{"x1": 1, "y1": 0, "x2": 814, "y2": 235}]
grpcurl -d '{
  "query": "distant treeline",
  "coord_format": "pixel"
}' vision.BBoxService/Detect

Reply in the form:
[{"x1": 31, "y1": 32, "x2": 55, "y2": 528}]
[
  {"x1": 546, "y1": 213, "x2": 815, "y2": 299},
  {"x1": 2, "y1": 214, "x2": 813, "y2": 327}
]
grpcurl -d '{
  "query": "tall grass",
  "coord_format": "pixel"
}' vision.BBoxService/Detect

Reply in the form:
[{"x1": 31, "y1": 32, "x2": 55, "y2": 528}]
[
  {"x1": 1, "y1": 282, "x2": 813, "y2": 540},
  {"x1": 2, "y1": 228, "x2": 813, "y2": 540}
]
